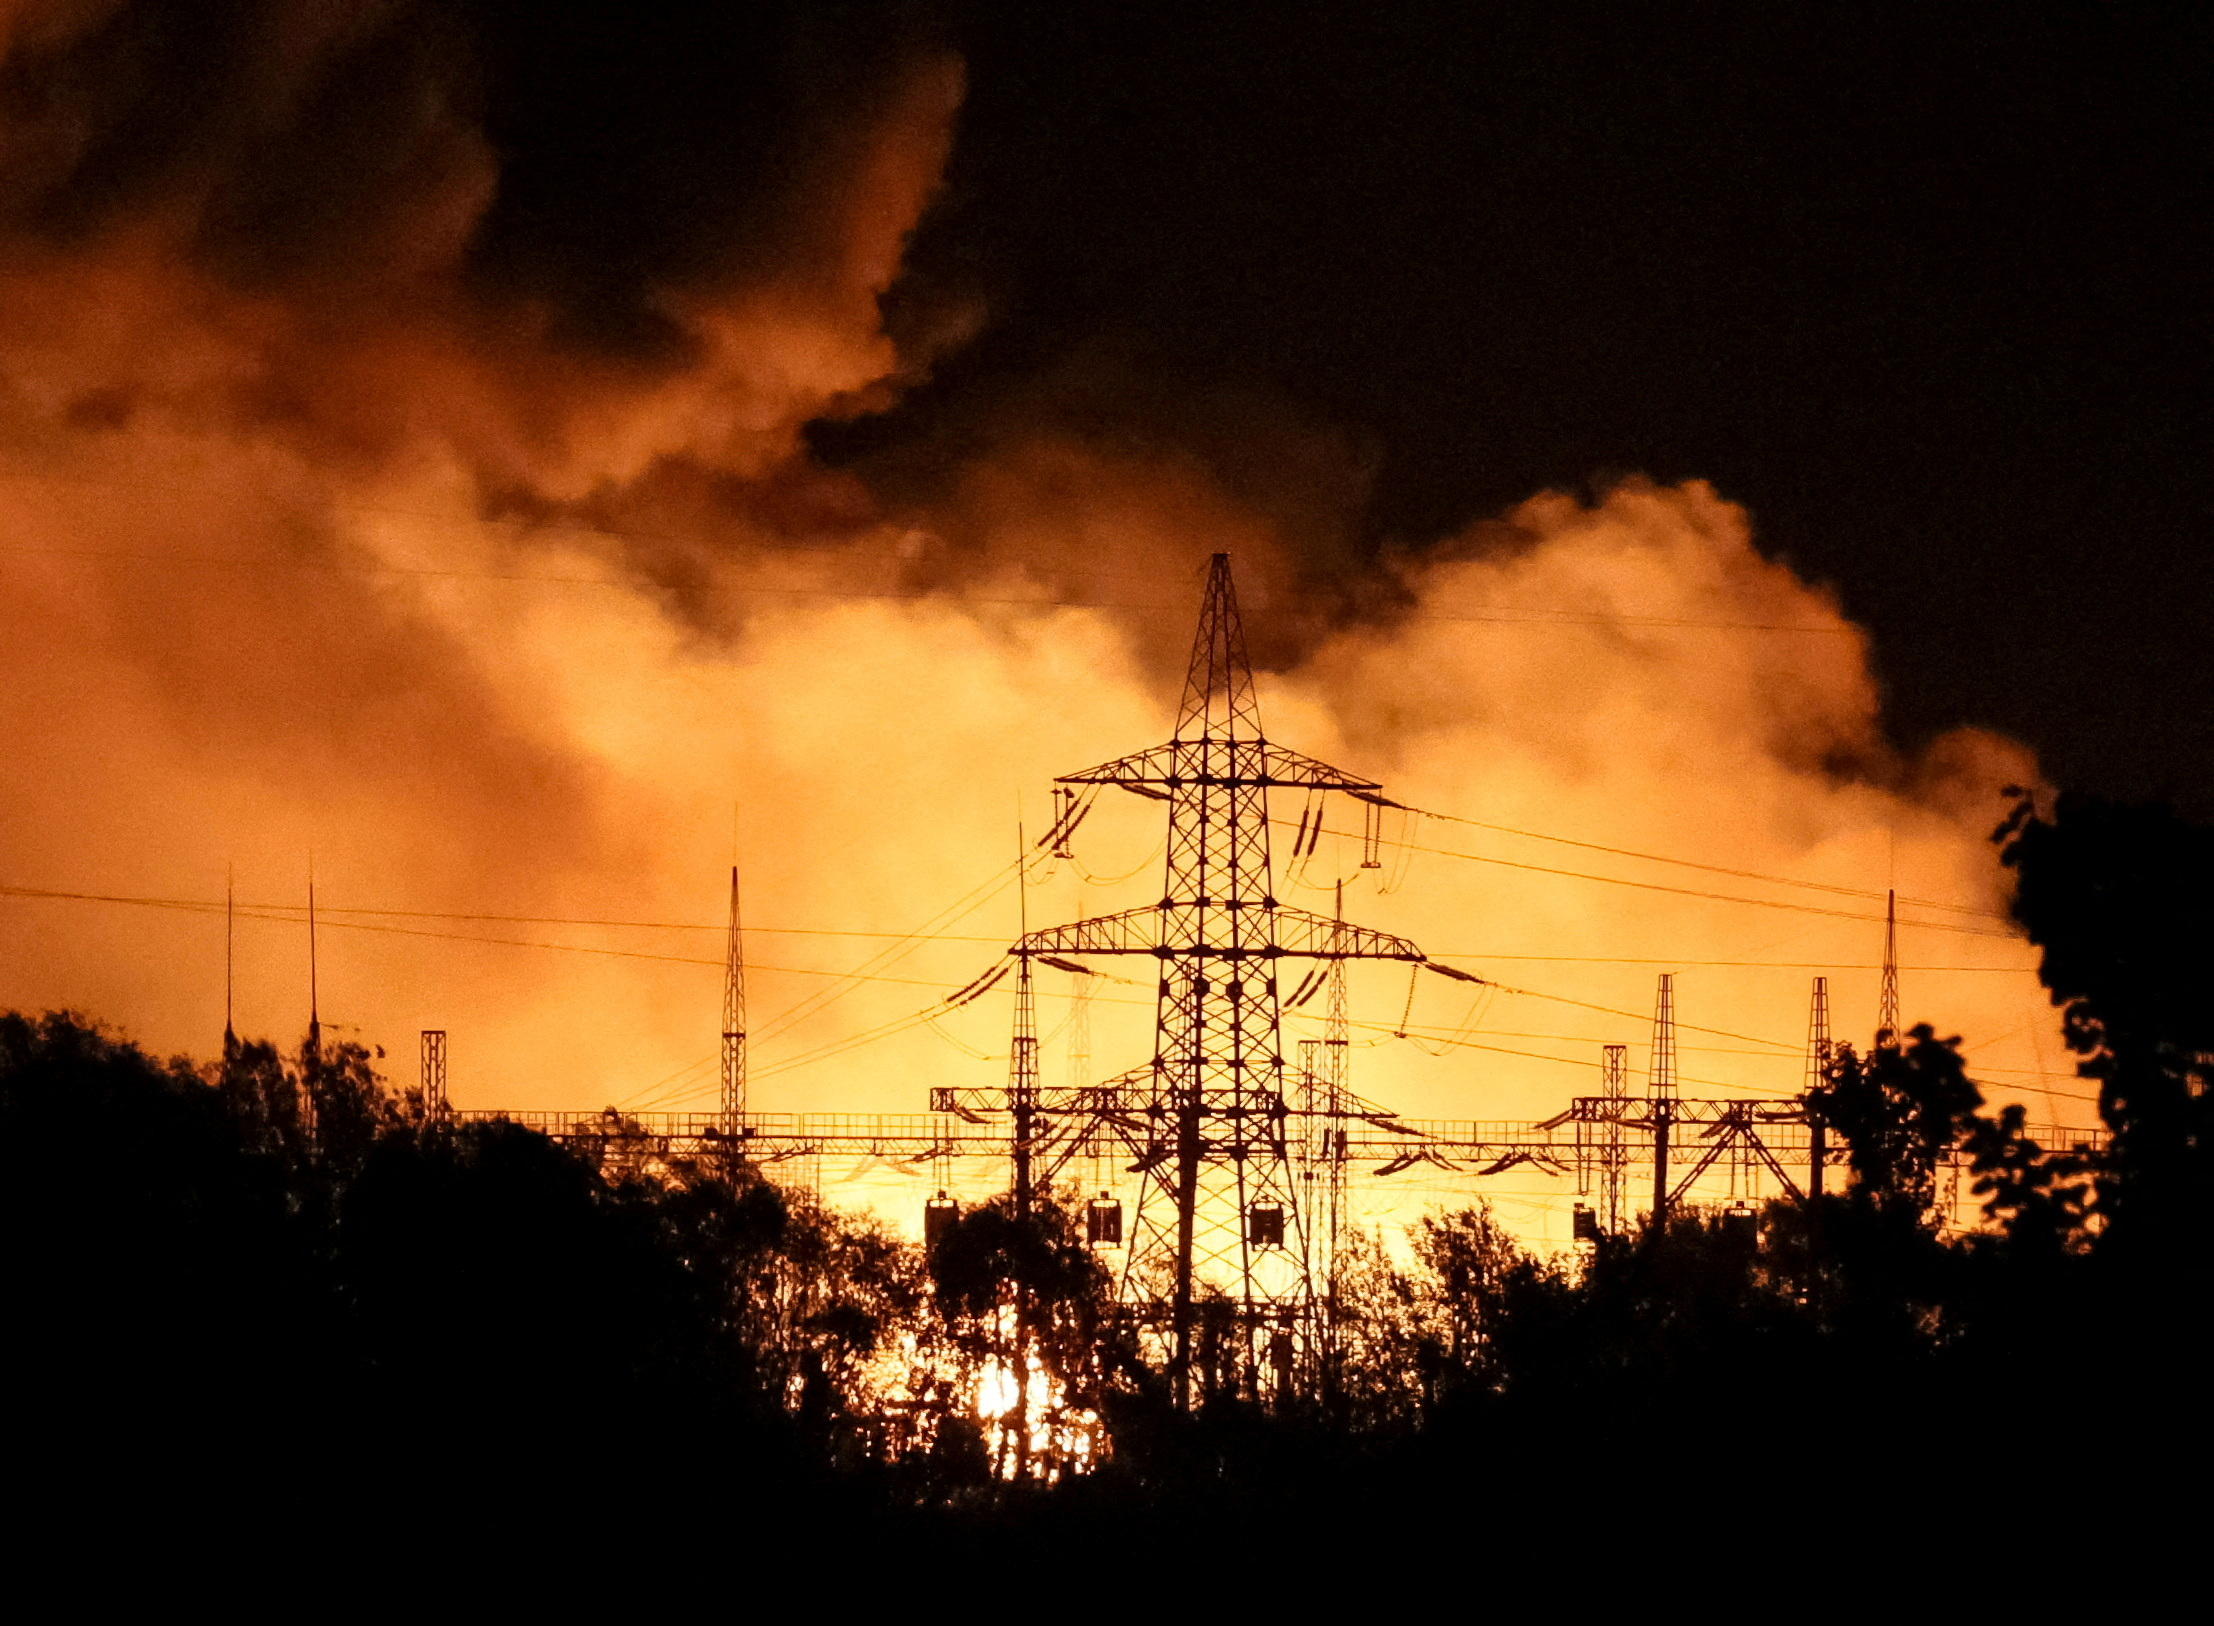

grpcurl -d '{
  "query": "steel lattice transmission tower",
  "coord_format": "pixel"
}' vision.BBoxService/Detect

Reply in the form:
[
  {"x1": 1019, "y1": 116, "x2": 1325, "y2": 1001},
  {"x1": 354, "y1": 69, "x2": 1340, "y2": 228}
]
[{"x1": 1016, "y1": 554, "x2": 1424, "y2": 1406}]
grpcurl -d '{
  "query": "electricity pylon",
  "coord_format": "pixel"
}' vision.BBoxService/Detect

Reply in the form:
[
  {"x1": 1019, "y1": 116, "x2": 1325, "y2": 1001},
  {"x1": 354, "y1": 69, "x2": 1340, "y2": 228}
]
[{"x1": 1012, "y1": 554, "x2": 1426, "y2": 1406}]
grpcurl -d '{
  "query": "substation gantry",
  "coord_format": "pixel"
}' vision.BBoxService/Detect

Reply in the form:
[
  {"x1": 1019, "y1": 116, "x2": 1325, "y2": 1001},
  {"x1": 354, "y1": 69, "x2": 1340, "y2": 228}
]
[{"x1": 440, "y1": 559, "x2": 2097, "y2": 1414}]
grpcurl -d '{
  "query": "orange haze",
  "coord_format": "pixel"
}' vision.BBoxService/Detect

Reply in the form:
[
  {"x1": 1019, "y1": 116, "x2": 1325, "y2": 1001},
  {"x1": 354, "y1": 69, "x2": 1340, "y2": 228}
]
[{"x1": 0, "y1": 19, "x2": 2073, "y2": 1247}]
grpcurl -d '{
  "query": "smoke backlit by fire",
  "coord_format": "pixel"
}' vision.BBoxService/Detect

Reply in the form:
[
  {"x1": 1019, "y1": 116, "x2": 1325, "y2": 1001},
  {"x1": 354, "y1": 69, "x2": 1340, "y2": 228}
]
[{"x1": 0, "y1": 7, "x2": 2073, "y2": 1249}]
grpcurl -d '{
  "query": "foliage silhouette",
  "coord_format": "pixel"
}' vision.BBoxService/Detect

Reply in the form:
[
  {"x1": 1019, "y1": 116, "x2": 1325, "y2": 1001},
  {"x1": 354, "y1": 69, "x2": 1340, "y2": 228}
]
[{"x1": 10, "y1": 781, "x2": 2213, "y2": 1554}]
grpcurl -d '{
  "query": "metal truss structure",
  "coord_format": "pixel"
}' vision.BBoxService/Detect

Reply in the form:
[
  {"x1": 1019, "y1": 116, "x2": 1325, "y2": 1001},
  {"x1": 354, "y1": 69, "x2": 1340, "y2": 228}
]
[
  {"x1": 453, "y1": 1107, "x2": 1004, "y2": 1183},
  {"x1": 432, "y1": 566, "x2": 2106, "y2": 1416},
  {"x1": 721, "y1": 866, "x2": 747, "y2": 1156},
  {"x1": 1003, "y1": 554, "x2": 1432, "y2": 1404}
]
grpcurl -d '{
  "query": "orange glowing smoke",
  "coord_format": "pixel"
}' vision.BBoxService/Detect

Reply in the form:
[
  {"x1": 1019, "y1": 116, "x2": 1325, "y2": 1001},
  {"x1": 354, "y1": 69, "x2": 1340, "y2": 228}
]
[{"x1": 0, "y1": 10, "x2": 2072, "y2": 1252}]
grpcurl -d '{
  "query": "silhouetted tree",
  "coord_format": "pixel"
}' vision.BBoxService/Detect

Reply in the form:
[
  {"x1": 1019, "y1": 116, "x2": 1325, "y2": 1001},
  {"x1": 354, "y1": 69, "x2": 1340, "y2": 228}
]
[
  {"x1": 1, "y1": 1012, "x2": 318, "y2": 1462},
  {"x1": 2000, "y1": 793, "x2": 2214, "y2": 1261}
]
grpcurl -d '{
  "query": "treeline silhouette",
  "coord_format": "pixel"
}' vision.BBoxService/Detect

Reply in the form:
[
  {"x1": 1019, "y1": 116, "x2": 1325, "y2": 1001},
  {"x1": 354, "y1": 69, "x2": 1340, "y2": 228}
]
[{"x1": 5, "y1": 793, "x2": 2205, "y2": 1555}]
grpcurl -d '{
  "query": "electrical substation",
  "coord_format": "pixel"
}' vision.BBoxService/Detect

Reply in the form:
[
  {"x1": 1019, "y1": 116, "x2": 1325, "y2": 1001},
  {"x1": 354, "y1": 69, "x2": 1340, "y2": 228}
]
[{"x1": 425, "y1": 553, "x2": 2098, "y2": 1411}]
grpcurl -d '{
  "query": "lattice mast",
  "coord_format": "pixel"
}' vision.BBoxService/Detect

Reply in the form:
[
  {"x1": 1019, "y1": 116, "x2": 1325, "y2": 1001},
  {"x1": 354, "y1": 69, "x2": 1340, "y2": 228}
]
[
  {"x1": 1805, "y1": 975, "x2": 1831, "y2": 1198},
  {"x1": 1648, "y1": 972, "x2": 1678, "y2": 1227},
  {"x1": 1008, "y1": 887, "x2": 1040, "y2": 1215},
  {"x1": 1875, "y1": 889, "x2": 1901, "y2": 1050},
  {"x1": 720, "y1": 866, "x2": 748, "y2": 1160},
  {"x1": 1021, "y1": 554, "x2": 1425, "y2": 1407},
  {"x1": 1598, "y1": 1042, "x2": 1629, "y2": 1232}
]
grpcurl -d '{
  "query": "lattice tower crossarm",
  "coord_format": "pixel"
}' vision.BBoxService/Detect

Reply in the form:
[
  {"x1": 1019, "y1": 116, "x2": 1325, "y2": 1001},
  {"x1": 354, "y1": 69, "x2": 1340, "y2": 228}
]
[{"x1": 1030, "y1": 554, "x2": 1431, "y2": 1408}]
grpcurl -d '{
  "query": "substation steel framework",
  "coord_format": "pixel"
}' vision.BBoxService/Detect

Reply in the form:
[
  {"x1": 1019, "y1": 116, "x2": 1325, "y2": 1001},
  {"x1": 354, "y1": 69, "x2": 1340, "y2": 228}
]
[{"x1": 440, "y1": 562, "x2": 2110, "y2": 1414}]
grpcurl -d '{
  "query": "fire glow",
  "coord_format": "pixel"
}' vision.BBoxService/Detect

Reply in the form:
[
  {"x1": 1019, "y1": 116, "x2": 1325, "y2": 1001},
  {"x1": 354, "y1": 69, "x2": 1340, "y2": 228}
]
[{"x1": 0, "y1": 9, "x2": 2072, "y2": 1261}]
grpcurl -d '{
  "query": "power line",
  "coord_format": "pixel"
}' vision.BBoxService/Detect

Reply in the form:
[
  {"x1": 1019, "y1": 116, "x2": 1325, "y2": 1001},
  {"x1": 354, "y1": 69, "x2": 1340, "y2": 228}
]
[
  {"x1": 1405, "y1": 806, "x2": 2010, "y2": 919},
  {"x1": 1290, "y1": 816, "x2": 2021, "y2": 939},
  {"x1": 0, "y1": 882, "x2": 986, "y2": 988}
]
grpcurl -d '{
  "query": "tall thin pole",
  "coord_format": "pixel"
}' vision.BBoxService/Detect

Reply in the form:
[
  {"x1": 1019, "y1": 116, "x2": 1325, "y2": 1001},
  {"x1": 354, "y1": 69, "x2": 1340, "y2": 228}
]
[
  {"x1": 302, "y1": 859, "x2": 320, "y2": 1147},
  {"x1": 306, "y1": 860, "x2": 320, "y2": 1059},
  {"x1": 224, "y1": 864, "x2": 236, "y2": 1051}
]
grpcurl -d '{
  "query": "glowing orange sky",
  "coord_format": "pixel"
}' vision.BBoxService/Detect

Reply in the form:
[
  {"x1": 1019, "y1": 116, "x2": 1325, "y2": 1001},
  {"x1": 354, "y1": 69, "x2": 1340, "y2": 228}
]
[{"x1": 0, "y1": 31, "x2": 2078, "y2": 1252}]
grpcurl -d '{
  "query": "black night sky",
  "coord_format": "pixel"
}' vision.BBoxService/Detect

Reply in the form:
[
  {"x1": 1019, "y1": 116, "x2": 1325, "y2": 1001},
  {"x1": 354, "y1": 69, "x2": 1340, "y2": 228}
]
[{"x1": 836, "y1": 1, "x2": 2211, "y2": 807}]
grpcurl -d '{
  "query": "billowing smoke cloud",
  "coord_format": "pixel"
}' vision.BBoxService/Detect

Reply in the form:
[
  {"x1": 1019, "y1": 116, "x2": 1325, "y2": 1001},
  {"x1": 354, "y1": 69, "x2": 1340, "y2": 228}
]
[{"x1": 0, "y1": 7, "x2": 2075, "y2": 1245}]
